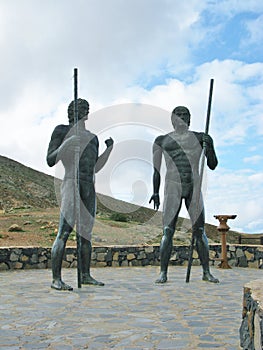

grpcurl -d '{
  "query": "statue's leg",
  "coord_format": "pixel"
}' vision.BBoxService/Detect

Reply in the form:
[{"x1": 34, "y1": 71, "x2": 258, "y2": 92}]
[
  {"x1": 51, "y1": 216, "x2": 73, "y2": 290},
  {"x1": 155, "y1": 226, "x2": 175, "y2": 283},
  {"x1": 81, "y1": 239, "x2": 104, "y2": 286},
  {"x1": 187, "y1": 192, "x2": 219, "y2": 283},
  {"x1": 51, "y1": 179, "x2": 75, "y2": 291},
  {"x1": 194, "y1": 226, "x2": 218, "y2": 283},
  {"x1": 79, "y1": 181, "x2": 104, "y2": 286},
  {"x1": 156, "y1": 186, "x2": 182, "y2": 284}
]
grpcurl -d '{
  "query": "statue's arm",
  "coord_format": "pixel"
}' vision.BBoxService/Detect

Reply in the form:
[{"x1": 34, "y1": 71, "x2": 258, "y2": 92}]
[
  {"x1": 202, "y1": 133, "x2": 218, "y2": 170},
  {"x1": 149, "y1": 140, "x2": 162, "y2": 210},
  {"x1": 46, "y1": 126, "x2": 77, "y2": 167},
  {"x1": 153, "y1": 142, "x2": 162, "y2": 193},
  {"x1": 95, "y1": 137, "x2": 114, "y2": 173},
  {"x1": 46, "y1": 126, "x2": 65, "y2": 167}
]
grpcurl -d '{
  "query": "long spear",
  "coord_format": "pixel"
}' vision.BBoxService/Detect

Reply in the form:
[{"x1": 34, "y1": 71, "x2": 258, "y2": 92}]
[
  {"x1": 73, "y1": 67, "x2": 82, "y2": 288},
  {"x1": 185, "y1": 78, "x2": 214, "y2": 283}
]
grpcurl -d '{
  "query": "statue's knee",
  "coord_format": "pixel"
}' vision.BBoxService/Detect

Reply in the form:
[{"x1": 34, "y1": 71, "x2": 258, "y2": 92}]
[
  {"x1": 57, "y1": 230, "x2": 71, "y2": 243},
  {"x1": 194, "y1": 228, "x2": 209, "y2": 247},
  {"x1": 193, "y1": 227, "x2": 204, "y2": 239},
  {"x1": 163, "y1": 226, "x2": 174, "y2": 239}
]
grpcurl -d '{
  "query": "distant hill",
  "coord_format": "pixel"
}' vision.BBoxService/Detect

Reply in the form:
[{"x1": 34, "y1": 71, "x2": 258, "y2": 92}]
[
  {"x1": 0, "y1": 155, "x2": 160, "y2": 225},
  {"x1": 0, "y1": 156, "x2": 57, "y2": 209},
  {"x1": 1, "y1": 155, "x2": 261, "y2": 245}
]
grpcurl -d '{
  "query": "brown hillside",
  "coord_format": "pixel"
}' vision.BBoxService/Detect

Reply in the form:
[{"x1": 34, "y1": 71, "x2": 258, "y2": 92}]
[
  {"x1": 0, "y1": 155, "x2": 258, "y2": 247},
  {"x1": 0, "y1": 156, "x2": 57, "y2": 209},
  {"x1": 0, "y1": 155, "x2": 160, "y2": 224}
]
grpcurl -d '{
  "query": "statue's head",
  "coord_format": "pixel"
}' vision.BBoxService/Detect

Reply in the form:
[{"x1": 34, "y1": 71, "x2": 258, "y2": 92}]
[
  {"x1": 68, "y1": 98, "x2": 89, "y2": 123},
  {"x1": 171, "y1": 106, "x2": 191, "y2": 130}
]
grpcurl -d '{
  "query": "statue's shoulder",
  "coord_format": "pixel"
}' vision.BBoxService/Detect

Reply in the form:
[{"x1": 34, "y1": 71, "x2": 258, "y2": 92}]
[
  {"x1": 87, "y1": 130, "x2": 97, "y2": 138},
  {"x1": 51, "y1": 124, "x2": 69, "y2": 138},
  {"x1": 84, "y1": 130, "x2": 98, "y2": 142},
  {"x1": 53, "y1": 124, "x2": 69, "y2": 133},
  {"x1": 154, "y1": 134, "x2": 168, "y2": 146},
  {"x1": 192, "y1": 130, "x2": 213, "y2": 143},
  {"x1": 192, "y1": 130, "x2": 202, "y2": 136},
  {"x1": 192, "y1": 131, "x2": 203, "y2": 141}
]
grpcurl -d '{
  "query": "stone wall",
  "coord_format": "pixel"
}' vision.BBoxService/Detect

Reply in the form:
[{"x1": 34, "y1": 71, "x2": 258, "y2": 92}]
[
  {"x1": 0, "y1": 244, "x2": 262, "y2": 270},
  {"x1": 240, "y1": 280, "x2": 263, "y2": 350}
]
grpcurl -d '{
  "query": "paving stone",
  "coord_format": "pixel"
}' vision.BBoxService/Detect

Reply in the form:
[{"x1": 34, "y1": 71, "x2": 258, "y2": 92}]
[
  {"x1": 0, "y1": 266, "x2": 262, "y2": 349},
  {"x1": 158, "y1": 338, "x2": 186, "y2": 349},
  {"x1": 197, "y1": 343, "x2": 222, "y2": 348}
]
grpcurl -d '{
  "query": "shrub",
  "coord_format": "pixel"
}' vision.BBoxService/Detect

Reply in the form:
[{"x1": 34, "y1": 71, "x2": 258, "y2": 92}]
[{"x1": 109, "y1": 212, "x2": 129, "y2": 222}]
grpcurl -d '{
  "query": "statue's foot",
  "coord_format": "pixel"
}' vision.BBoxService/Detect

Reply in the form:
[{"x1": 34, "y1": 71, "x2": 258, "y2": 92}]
[
  {"x1": 82, "y1": 275, "x2": 104, "y2": 286},
  {"x1": 155, "y1": 272, "x2": 167, "y2": 284},
  {"x1": 202, "y1": 271, "x2": 219, "y2": 283},
  {"x1": 51, "y1": 280, "x2": 73, "y2": 291}
]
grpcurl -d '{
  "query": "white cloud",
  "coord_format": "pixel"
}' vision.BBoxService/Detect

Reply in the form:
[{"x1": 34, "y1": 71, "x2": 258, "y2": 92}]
[
  {"x1": 0, "y1": 1, "x2": 262, "y2": 233},
  {"x1": 244, "y1": 14, "x2": 263, "y2": 44},
  {"x1": 243, "y1": 155, "x2": 263, "y2": 164},
  {"x1": 205, "y1": 168, "x2": 263, "y2": 233},
  {"x1": 207, "y1": 0, "x2": 263, "y2": 17},
  {"x1": 248, "y1": 172, "x2": 263, "y2": 184},
  {"x1": 0, "y1": 0, "x2": 207, "y2": 108}
]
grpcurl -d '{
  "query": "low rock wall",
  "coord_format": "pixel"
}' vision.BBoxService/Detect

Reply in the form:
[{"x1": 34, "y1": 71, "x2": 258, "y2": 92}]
[
  {"x1": 0, "y1": 244, "x2": 262, "y2": 270},
  {"x1": 240, "y1": 279, "x2": 263, "y2": 350}
]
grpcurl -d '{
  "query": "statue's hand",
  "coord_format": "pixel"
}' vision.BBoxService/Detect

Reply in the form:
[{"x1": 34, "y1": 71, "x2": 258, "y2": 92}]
[
  {"x1": 105, "y1": 137, "x2": 114, "y2": 148},
  {"x1": 202, "y1": 133, "x2": 213, "y2": 149},
  {"x1": 149, "y1": 193, "x2": 160, "y2": 211}
]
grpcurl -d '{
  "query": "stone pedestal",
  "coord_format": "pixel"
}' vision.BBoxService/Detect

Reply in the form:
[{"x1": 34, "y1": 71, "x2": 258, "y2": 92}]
[{"x1": 214, "y1": 214, "x2": 236, "y2": 269}]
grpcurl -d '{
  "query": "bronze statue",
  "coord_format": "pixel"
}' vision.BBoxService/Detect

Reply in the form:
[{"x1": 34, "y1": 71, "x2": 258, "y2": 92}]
[
  {"x1": 47, "y1": 98, "x2": 113, "y2": 290},
  {"x1": 149, "y1": 106, "x2": 219, "y2": 283}
]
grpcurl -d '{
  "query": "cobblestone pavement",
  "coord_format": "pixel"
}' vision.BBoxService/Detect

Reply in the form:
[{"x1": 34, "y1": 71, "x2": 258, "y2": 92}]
[{"x1": 0, "y1": 266, "x2": 262, "y2": 349}]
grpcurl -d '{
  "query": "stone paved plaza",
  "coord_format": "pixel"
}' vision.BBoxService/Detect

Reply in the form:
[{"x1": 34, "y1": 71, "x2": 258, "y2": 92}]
[{"x1": 0, "y1": 265, "x2": 262, "y2": 349}]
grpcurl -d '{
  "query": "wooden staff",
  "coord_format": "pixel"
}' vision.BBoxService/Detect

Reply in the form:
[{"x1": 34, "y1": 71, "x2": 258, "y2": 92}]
[
  {"x1": 74, "y1": 68, "x2": 82, "y2": 288},
  {"x1": 186, "y1": 78, "x2": 214, "y2": 283}
]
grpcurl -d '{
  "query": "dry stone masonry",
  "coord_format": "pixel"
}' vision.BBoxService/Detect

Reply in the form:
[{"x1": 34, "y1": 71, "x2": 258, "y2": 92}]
[
  {"x1": 240, "y1": 279, "x2": 263, "y2": 350},
  {"x1": 0, "y1": 244, "x2": 262, "y2": 270}
]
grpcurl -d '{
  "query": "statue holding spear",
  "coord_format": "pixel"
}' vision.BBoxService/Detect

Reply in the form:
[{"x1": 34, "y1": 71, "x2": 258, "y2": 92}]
[
  {"x1": 149, "y1": 79, "x2": 219, "y2": 284},
  {"x1": 47, "y1": 68, "x2": 114, "y2": 290}
]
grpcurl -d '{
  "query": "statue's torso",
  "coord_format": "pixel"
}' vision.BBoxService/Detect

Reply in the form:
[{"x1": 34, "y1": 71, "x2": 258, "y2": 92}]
[
  {"x1": 156, "y1": 130, "x2": 203, "y2": 184},
  {"x1": 57, "y1": 125, "x2": 98, "y2": 181}
]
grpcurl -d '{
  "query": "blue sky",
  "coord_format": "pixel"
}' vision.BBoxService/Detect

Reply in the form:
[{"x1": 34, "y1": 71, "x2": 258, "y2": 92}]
[{"x1": 0, "y1": 0, "x2": 262, "y2": 233}]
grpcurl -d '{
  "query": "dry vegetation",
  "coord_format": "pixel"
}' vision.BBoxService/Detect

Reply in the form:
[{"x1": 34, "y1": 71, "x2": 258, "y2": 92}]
[
  {"x1": 0, "y1": 205, "x2": 243, "y2": 248},
  {"x1": 1, "y1": 155, "x2": 258, "y2": 248},
  {"x1": 0, "y1": 207, "x2": 162, "y2": 247}
]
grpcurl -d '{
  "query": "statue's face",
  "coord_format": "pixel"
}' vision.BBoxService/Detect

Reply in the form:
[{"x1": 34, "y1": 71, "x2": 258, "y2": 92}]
[{"x1": 171, "y1": 108, "x2": 190, "y2": 130}]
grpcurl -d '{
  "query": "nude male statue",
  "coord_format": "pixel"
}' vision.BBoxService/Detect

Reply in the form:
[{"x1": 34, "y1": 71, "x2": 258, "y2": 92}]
[
  {"x1": 47, "y1": 98, "x2": 113, "y2": 290},
  {"x1": 149, "y1": 106, "x2": 219, "y2": 284}
]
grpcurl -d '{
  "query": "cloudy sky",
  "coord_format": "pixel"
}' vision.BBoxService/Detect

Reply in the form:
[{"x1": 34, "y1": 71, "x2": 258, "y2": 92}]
[{"x1": 0, "y1": 0, "x2": 262, "y2": 233}]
